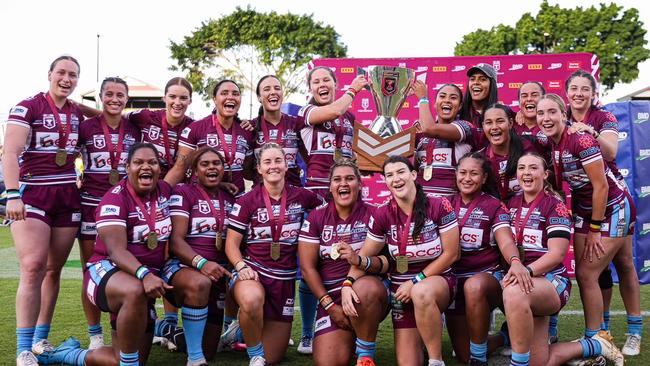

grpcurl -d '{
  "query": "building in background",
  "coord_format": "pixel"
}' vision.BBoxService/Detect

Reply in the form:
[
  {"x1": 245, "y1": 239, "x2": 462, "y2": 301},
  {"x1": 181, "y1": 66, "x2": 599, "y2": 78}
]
[
  {"x1": 618, "y1": 86, "x2": 650, "y2": 101},
  {"x1": 80, "y1": 76, "x2": 165, "y2": 112}
]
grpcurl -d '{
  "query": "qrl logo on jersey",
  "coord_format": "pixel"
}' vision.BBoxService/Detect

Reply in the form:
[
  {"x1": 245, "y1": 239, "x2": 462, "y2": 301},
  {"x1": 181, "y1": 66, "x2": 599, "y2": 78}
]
[
  {"x1": 322, "y1": 225, "x2": 333, "y2": 242},
  {"x1": 42, "y1": 114, "x2": 56, "y2": 129},
  {"x1": 257, "y1": 209, "x2": 269, "y2": 223},
  {"x1": 521, "y1": 228, "x2": 543, "y2": 249},
  {"x1": 198, "y1": 200, "x2": 211, "y2": 214},
  {"x1": 148, "y1": 126, "x2": 161, "y2": 140},
  {"x1": 460, "y1": 227, "x2": 484, "y2": 250},
  {"x1": 207, "y1": 134, "x2": 219, "y2": 147},
  {"x1": 93, "y1": 135, "x2": 106, "y2": 149}
]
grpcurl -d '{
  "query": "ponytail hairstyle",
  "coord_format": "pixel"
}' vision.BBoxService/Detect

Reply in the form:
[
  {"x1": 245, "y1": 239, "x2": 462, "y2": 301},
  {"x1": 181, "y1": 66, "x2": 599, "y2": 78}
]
[
  {"x1": 483, "y1": 103, "x2": 523, "y2": 180},
  {"x1": 212, "y1": 79, "x2": 242, "y2": 125},
  {"x1": 255, "y1": 75, "x2": 282, "y2": 126},
  {"x1": 456, "y1": 152, "x2": 500, "y2": 199},
  {"x1": 255, "y1": 142, "x2": 285, "y2": 166},
  {"x1": 382, "y1": 155, "x2": 429, "y2": 241},
  {"x1": 99, "y1": 76, "x2": 129, "y2": 97},
  {"x1": 164, "y1": 77, "x2": 193, "y2": 96},
  {"x1": 328, "y1": 158, "x2": 363, "y2": 202},
  {"x1": 49, "y1": 55, "x2": 80, "y2": 74},
  {"x1": 517, "y1": 81, "x2": 546, "y2": 99},
  {"x1": 518, "y1": 152, "x2": 563, "y2": 200},
  {"x1": 306, "y1": 66, "x2": 337, "y2": 106}
]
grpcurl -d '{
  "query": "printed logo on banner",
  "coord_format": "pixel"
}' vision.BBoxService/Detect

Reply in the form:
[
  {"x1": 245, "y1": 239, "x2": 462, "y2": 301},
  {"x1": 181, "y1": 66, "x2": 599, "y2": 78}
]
[
  {"x1": 640, "y1": 222, "x2": 650, "y2": 236},
  {"x1": 548, "y1": 63, "x2": 562, "y2": 70},
  {"x1": 492, "y1": 61, "x2": 501, "y2": 73},
  {"x1": 548, "y1": 81, "x2": 561, "y2": 89},
  {"x1": 509, "y1": 83, "x2": 522, "y2": 89},
  {"x1": 568, "y1": 62, "x2": 582, "y2": 69},
  {"x1": 341, "y1": 67, "x2": 354, "y2": 73},
  {"x1": 497, "y1": 82, "x2": 504, "y2": 88},
  {"x1": 636, "y1": 149, "x2": 650, "y2": 161},
  {"x1": 509, "y1": 64, "x2": 523, "y2": 71},
  {"x1": 634, "y1": 112, "x2": 649, "y2": 124},
  {"x1": 359, "y1": 98, "x2": 372, "y2": 112},
  {"x1": 618, "y1": 131, "x2": 628, "y2": 141},
  {"x1": 432, "y1": 66, "x2": 447, "y2": 72},
  {"x1": 528, "y1": 64, "x2": 542, "y2": 70},
  {"x1": 452, "y1": 65, "x2": 466, "y2": 72},
  {"x1": 640, "y1": 186, "x2": 650, "y2": 198},
  {"x1": 620, "y1": 169, "x2": 629, "y2": 177}
]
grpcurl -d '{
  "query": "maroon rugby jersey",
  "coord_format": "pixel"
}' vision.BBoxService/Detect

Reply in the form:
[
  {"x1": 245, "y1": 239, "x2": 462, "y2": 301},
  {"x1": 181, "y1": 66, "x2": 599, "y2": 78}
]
[
  {"x1": 477, "y1": 138, "x2": 538, "y2": 201},
  {"x1": 449, "y1": 193, "x2": 512, "y2": 277},
  {"x1": 7, "y1": 92, "x2": 84, "y2": 185},
  {"x1": 507, "y1": 192, "x2": 571, "y2": 277},
  {"x1": 552, "y1": 130, "x2": 624, "y2": 213},
  {"x1": 251, "y1": 114, "x2": 305, "y2": 187},
  {"x1": 366, "y1": 195, "x2": 458, "y2": 285},
  {"x1": 228, "y1": 184, "x2": 322, "y2": 280},
  {"x1": 179, "y1": 114, "x2": 254, "y2": 194},
  {"x1": 91, "y1": 180, "x2": 172, "y2": 270},
  {"x1": 128, "y1": 109, "x2": 193, "y2": 177},
  {"x1": 568, "y1": 106, "x2": 621, "y2": 179},
  {"x1": 79, "y1": 116, "x2": 141, "y2": 197},
  {"x1": 297, "y1": 105, "x2": 355, "y2": 191},
  {"x1": 299, "y1": 201, "x2": 375, "y2": 288},
  {"x1": 169, "y1": 183, "x2": 235, "y2": 263},
  {"x1": 514, "y1": 123, "x2": 549, "y2": 146}
]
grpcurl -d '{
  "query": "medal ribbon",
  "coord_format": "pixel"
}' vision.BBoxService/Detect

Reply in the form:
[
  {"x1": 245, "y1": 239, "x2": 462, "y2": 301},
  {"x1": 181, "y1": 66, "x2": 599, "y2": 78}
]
[
  {"x1": 262, "y1": 185, "x2": 287, "y2": 245},
  {"x1": 161, "y1": 115, "x2": 175, "y2": 164},
  {"x1": 392, "y1": 199, "x2": 414, "y2": 256},
  {"x1": 100, "y1": 115, "x2": 125, "y2": 170},
  {"x1": 454, "y1": 193, "x2": 484, "y2": 229},
  {"x1": 212, "y1": 114, "x2": 238, "y2": 170},
  {"x1": 552, "y1": 128, "x2": 568, "y2": 190},
  {"x1": 487, "y1": 146, "x2": 508, "y2": 201},
  {"x1": 333, "y1": 117, "x2": 344, "y2": 154},
  {"x1": 425, "y1": 137, "x2": 436, "y2": 167},
  {"x1": 261, "y1": 115, "x2": 284, "y2": 145},
  {"x1": 126, "y1": 182, "x2": 158, "y2": 241},
  {"x1": 45, "y1": 93, "x2": 72, "y2": 150},
  {"x1": 196, "y1": 185, "x2": 225, "y2": 235},
  {"x1": 514, "y1": 192, "x2": 545, "y2": 246}
]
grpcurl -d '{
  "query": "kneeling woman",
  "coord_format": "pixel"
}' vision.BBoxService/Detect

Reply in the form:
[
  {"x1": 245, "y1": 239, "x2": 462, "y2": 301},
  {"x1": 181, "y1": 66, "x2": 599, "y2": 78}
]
[
  {"x1": 225, "y1": 143, "x2": 322, "y2": 365},
  {"x1": 298, "y1": 159, "x2": 381, "y2": 366},
  {"x1": 344, "y1": 156, "x2": 460, "y2": 366},
  {"x1": 163, "y1": 147, "x2": 234, "y2": 365},
  {"x1": 445, "y1": 153, "x2": 528, "y2": 365},
  {"x1": 503, "y1": 153, "x2": 621, "y2": 366}
]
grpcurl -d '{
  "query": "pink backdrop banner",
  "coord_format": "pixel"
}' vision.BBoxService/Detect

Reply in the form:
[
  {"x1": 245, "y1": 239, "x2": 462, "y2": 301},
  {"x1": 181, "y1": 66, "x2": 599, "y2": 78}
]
[{"x1": 311, "y1": 53, "x2": 600, "y2": 276}]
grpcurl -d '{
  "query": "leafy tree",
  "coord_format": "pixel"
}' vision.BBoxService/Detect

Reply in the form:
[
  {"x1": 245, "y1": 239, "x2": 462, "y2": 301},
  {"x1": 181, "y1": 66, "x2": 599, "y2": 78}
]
[
  {"x1": 455, "y1": 1, "x2": 650, "y2": 90},
  {"x1": 169, "y1": 6, "x2": 347, "y2": 104}
]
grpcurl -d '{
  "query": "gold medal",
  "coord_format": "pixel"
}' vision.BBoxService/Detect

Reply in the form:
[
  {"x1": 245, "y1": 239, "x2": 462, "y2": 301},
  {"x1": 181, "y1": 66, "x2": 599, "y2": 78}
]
[
  {"x1": 334, "y1": 148, "x2": 343, "y2": 162},
  {"x1": 109, "y1": 169, "x2": 120, "y2": 186},
  {"x1": 147, "y1": 231, "x2": 158, "y2": 250},
  {"x1": 330, "y1": 243, "x2": 340, "y2": 260},
  {"x1": 423, "y1": 166, "x2": 433, "y2": 181},
  {"x1": 396, "y1": 255, "x2": 408, "y2": 274},
  {"x1": 55, "y1": 149, "x2": 67, "y2": 167},
  {"x1": 270, "y1": 242, "x2": 281, "y2": 261},
  {"x1": 215, "y1": 235, "x2": 223, "y2": 251}
]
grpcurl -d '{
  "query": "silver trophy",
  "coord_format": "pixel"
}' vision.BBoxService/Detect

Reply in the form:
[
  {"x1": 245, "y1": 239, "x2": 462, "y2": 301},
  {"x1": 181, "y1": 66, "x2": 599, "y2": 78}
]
[{"x1": 360, "y1": 66, "x2": 415, "y2": 138}]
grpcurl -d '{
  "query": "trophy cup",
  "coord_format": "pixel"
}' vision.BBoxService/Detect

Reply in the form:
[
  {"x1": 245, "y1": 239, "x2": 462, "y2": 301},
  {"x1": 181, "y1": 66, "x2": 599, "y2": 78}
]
[{"x1": 353, "y1": 65, "x2": 416, "y2": 172}]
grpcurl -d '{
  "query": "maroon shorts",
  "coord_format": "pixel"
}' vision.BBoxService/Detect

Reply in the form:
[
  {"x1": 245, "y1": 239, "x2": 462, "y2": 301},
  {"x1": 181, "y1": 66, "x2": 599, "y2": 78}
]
[
  {"x1": 391, "y1": 273, "x2": 456, "y2": 329},
  {"x1": 231, "y1": 272, "x2": 296, "y2": 323},
  {"x1": 314, "y1": 288, "x2": 344, "y2": 337},
  {"x1": 445, "y1": 271, "x2": 504, "y2": 316},
  {"x1": 21, "y1": 183, "x2": 81, "y2": 227},
  {"x1": 80, "y1": 194, "x2": 101, "y2": 241},
  {"x1": 574, "y1": 195, "x2": 633, "y2": 238}
]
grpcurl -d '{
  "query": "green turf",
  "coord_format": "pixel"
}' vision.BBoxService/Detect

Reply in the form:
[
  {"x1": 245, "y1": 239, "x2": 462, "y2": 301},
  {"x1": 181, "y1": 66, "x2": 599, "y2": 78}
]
[{"x1": 0, "y1": 226, "x2": 648, "y2": 365}]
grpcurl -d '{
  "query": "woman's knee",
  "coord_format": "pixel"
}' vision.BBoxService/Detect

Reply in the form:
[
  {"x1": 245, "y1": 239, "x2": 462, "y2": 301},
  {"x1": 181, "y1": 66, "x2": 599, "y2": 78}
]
[
  {"x1": 236, "y1": 286, "x2": 264, "y2": 314},
  {"x1": 502, "y1": 285, "x2": 528, "y2": 311},
  {"x1": 354, "y1": 277, "x2": 386, "y2": 304},
  {"x1": 411, "y1": 283, "x2": 436, "y2": 307},
  {"x1": 19, "y1": 260, "x2": 47, "y2": 284}
]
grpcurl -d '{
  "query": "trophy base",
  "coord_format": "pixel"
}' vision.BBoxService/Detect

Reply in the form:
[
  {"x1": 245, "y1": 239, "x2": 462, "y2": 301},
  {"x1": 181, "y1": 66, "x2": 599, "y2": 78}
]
[{"x1": 353, "y1": 123, "x2": 416, "y2": 172}]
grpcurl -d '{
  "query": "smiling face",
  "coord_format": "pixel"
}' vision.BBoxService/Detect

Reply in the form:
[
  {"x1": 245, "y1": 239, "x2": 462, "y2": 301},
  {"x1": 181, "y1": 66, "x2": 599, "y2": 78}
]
[
  {"x1": 48, "y1": 60, "x2": 79, "y2": 99},
  {"x1": 309, "y1": 68, "x2": 337, "y2": 105},
  {"x1": 195, "y1": 151, "x2": 224, "y2": 191},
  {"x1": 536, "y1": 97, "x2": 566, "y2": 141},
  {"x1": 482, "y1": 107, "x2": 512, "y2": 148},
  {"x1": 258, "y1": 76, "x2": 283, "y2": 113},
  {"x1": 383, "y1": 161, "x2": 417, "y2": 201},
  {"x1": 517, "y1": 154, "x2": 548, "y2": 196},
  {"x1": 468, "y1": 71, "x2": 490, "y2": 103},
  {"x1": 456, "y1": 157, "x2": 486, "y2": 197},
  {"x1": 257, "y1": 146, "x2": 287, "y2": 185},
  {"x1": 100, "y1": 82, "x2": 128, "y2": 117},
  {"x1": 435, "y1": 85, "x2": 462, "y2": 122},
  {"x1": 330, "y1": 165, "x2": 360, "y2": 209},
  {"x1": 164, "y1": 84, "x2": 191, "y2": 121},
  {"x1": 127, "y1": 147, "x2": 160, "y2": 195},
  {"x1": 519, "y1": 83, "x2": 544, "y2": 120},
  {"x1": 213, "y1": 82, "x2": 241, "y2": 118},
  {"x1": 566, "y1": 76, "x2": 595, "y2": 112}
]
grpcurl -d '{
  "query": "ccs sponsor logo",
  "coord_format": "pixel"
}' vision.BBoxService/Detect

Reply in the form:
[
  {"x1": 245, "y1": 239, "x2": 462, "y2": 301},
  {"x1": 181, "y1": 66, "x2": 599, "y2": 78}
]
[
  {"x1": 432, "y1": 66, "x2": 447, "y2": 72},
  {"x1": 634, "y1": 112, "x2": 649, "y2": 124},
  {"x1": 509, "y1": 82, "x2": 522, "y2": 89},
  {"x1": 509, "y1": 64, "x2": 523, "y2": 71},
  {"x1": 548, "y1": 81, "x2": 561, "y2": 89},
  {"x1": 568, "y1": 62, "x2": 581, "y2": 69},
  {"x1": 460, "y1": 227, "x2": 484, "y2": 249},
  {"x1": 340, "y1": 67, "x2": 354, "y2": 73},
  {"x1": 548, "y1": 63, "x2": 562, "y2": 70},
  {"x1": 636, "y1": 149, "x2": 650, "y2": 161},
  {"x1": 528, "y1": 64, "x2": 542, "y2": 70}
]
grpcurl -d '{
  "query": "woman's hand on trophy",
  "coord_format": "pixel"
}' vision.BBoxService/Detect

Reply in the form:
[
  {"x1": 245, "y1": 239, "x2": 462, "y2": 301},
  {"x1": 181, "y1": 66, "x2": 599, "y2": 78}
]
[
  {"x1": 350, "y1": 75, "x2": 368, "y2": 93},
  {"x1": 413, "y1": 80, "x2": 428, "y2": 99}
]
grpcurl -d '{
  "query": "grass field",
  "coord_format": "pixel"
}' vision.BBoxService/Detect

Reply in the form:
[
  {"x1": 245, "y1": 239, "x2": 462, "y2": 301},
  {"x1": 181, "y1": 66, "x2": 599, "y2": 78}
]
[{"x1": 0, "y1": 226, "x2": 648, "y2": 365}]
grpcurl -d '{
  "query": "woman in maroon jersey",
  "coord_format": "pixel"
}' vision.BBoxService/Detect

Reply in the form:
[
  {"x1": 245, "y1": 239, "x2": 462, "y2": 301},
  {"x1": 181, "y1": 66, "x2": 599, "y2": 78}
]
[
  {"x1": 445, "y1": 152, "x2": 528, "y2": 364},
  {"x1": 502, "y1": 152, "x2": 622, "y2": 366},
  {"x1": 514, "y1": 81, "x2": 548, "y2": 145},
  {"x1": 77, "y1": 77, "x2": 141, "y2": 349},
  {"x1": 341, "y1": 156, "x2": 460, "y2": 366},
  {"x1": 225, "y1": 143, "x2": 322, "y2": 366},
  {"x1": 298, "y1": 159, "x2": 384, "y2": 366},
  {"x1": 4, "y1": 55, "x2": 85, "y2": 365},
  {"x1": 162, "y1": 147, "x2": 234, "y2": 364}
]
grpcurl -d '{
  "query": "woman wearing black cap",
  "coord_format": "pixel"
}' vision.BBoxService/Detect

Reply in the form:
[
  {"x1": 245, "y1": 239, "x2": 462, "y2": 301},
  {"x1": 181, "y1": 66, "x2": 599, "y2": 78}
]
[{"x1": 460, "y1": 63, "x2": 499, "y2": 125}]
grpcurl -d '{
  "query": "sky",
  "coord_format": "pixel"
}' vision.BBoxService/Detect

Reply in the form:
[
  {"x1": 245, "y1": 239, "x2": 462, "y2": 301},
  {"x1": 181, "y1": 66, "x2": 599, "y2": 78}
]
[{"x1": 1, "y1": 0, "x2": 649, "y2": 120}]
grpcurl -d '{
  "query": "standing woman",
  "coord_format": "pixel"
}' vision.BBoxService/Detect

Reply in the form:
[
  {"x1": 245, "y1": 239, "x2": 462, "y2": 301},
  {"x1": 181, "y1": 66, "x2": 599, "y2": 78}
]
[
  {"x1": 537, "y1": 94, "x2": 629, "y2": 363},
  {"x1": 502, "y1": 152, "x2": 622, "y2": 366},
  {"x1": 298, "y1": 66, "x2": 368, "y2": 200},
  {"x1": 77, "y1": 77, "x2": 141, "y2": 349},
  {"x1": 225, "y1": 143, "x2": 322, "y2": 365},
  {"x1": 4, "y1": 56, "x2": 85, "y2": 365},
  {"x1": 515, "y1": 81, "x2": 548, "y2": 146},
  {"x1": 344, "y1": 156, "x2": 460, "y2": 366},
  {"x1": 170, "y1": 80, "x2": 254, "y2": 195},
  {"x1": 163, "y1": 147, "x2": 234, "y2": 365},
  {"x1": 459, "y1": 63, "x2": 498, "y2": 125},
  {"x1": 298, "y1": 159, "x2": 379, "y2": 366},
  {"x1": 413, "y1": 81, "x2": 475, "y2": 196},
  {"x1": 445, "y1": 152, "x2": 528, "y2": 365}
]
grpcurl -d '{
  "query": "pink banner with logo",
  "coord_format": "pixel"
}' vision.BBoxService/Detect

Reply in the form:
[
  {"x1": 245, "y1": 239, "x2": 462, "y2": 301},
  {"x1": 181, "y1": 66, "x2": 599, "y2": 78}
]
[{"x1": 311, "y1": 53, "x2": 600, "y2": 276}]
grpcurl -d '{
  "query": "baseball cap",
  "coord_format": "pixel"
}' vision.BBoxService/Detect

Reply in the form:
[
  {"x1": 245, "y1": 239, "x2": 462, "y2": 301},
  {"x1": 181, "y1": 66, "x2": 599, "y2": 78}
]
[{"x1": 467, "y1": 63, "x2": 497, "y2": 81}]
